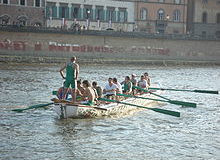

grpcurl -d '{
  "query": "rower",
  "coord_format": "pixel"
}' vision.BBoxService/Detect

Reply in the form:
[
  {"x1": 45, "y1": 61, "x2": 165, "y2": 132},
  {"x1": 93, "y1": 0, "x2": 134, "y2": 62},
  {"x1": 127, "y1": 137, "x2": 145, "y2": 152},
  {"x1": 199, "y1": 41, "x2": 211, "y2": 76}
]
[
  {"x1": 113, "y1": 78, "x2": 123, "y2": 100},
  {"x1": 57, "y1": 81, "x2": 71, "y2": 100},
  {"x1": 92, "y1": 81, "x2": 103, "y2": 98},
  {"x1": 144, "y1": 72, "x2": 151, "y2": 86},
  {"x1": 81, "y1": 80, "x2": 96, "y2": 106},
  {"x1": 123, "y1": 76, "x2": 133, "y2": 94},
  {"x1": 103, "y1": 78, "x2": 117, "y2": 99},
  {"x1": 138, "y1": 75, "x2": 148, "y2": 94},
  {"x1": 131, "y1": 74, "x2": 138, "y2": 95}
]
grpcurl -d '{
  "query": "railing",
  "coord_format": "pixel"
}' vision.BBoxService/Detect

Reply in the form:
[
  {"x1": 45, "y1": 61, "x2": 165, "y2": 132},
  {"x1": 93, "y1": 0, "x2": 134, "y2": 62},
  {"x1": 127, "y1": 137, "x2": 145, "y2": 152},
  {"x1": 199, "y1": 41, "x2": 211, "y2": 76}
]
[{"x1": 0, "y1": 24, "x2": 219, "y2": 41}]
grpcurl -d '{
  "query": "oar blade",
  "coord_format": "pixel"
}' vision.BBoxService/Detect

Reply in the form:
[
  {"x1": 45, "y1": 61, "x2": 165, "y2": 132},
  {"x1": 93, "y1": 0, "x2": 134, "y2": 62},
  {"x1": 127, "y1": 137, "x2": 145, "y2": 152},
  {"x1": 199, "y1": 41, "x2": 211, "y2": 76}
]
[
  {"x1": 194, "y1": 90, "x2": 219, "y2": 94},
  {"x1": 150, "y1": 108, "x2": 180, "y2": 117},
  {"x1": 169, "y1": 100, "x2": 197, "y2": 108}
]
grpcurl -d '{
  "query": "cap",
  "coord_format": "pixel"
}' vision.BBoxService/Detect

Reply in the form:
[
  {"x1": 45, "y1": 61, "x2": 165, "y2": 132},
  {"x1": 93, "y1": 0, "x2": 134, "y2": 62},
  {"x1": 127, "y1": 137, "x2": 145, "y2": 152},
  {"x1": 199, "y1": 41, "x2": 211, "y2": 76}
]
[{"x1": 131, "y1": 74, "x2": 136, "y2": 77}]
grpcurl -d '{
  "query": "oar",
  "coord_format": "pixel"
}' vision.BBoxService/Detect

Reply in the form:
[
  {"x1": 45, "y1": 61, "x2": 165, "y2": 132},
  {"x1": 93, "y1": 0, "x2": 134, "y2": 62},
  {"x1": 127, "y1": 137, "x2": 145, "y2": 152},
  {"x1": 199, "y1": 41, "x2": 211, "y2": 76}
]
[
  {"x1": 12, "y1": 103, "x2": 54, "y2": 112},
  {"x1": 133, "y1": 86, "x2": 171, "y2": 101},
  {"x1": 98, "y1": 97, "x2": 180, "y2": 117},
  {"x1": 132, "y1": 86, "x2": 197, "y2": 107},
  {"x1": 117, "y1": 93, "x2": 196, "y2": 108},
  {"x1": 149, "y1": 87, "x2": 219, "y2": 94}
]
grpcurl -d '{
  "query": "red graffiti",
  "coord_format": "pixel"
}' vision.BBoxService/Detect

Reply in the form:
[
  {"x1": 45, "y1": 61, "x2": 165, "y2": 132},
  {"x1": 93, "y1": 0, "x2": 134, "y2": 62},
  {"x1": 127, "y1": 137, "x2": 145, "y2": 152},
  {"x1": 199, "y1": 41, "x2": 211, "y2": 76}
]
[{"x1": 0, "y1": 40, "x2": 25, "y2": 51}]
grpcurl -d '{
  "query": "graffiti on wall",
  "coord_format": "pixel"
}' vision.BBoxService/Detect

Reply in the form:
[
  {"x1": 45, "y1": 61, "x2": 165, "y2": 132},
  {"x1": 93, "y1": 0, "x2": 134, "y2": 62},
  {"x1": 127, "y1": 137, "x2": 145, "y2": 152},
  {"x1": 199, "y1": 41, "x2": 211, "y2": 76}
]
[
  {"x1": 0, "y1": 40, "x2": 170, "y2": 56},
  {"x1": 48, "y1": 41, "x2": 170, "y2": 55},
  {"x1": 0, "y1": 40, "x2": 26, "y2": 51}
]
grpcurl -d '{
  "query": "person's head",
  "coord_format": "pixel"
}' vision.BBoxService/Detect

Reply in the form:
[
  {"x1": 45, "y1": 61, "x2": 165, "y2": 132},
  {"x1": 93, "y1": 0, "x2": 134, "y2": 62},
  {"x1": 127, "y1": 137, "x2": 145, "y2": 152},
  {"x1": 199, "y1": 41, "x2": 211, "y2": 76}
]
[
  {"x1": 82, "y1": 80, "x2": 91, "y2": 88},
  {"x1": 71, "y1": 56, "x2": 76, "y2": 62},
  {"x1": 144, "y1": 72, "x2": 148, "y2": 77},
  {"x1": 125, "y1": 76, "x2": 130, "y2": 82},
  {"x1": 141, "y1": 75, "x2": 145, "y2": 80},
  {"x1": 77, "y1": 79, "x2": 82, "y2": 86},
  {"x1": 92, "y1": 81, "x2": 97, "y2": 87},
  {"x1": 113, "y1": 78, "x2": 117, "y2": 83},
  {"x1": 131, "y1": 74, "x2": 136, "y2": 79},
  {"x1": 108, "y1": 78, "x2": 113, "y2": 84}
]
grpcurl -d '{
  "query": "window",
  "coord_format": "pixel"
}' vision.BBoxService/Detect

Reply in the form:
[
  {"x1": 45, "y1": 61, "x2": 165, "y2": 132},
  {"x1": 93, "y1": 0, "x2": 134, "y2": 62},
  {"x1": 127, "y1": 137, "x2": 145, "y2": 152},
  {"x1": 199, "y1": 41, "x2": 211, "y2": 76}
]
[
  {"x1": 20, "y1": 0, "x2": 25, "y2": 6},
  {"x1": 61, "y1": 7, "x2": 67, "y2": 18},
  {"x1": 202, "y1": 0, "x2": 208, "y2": 4},
  {"x1": 0, "y1": 15, "x2": 10, "y2": 25},
  {"x1": 202, "y1": 31, "x2": 206, "y2": 37},
  {"x1": 217, "y1": 13, "x2": 220, "y2": 24},
  {"x1": 140, "y1": 8, "x2": 147, "y2": 20},
  {"x1": 174, "y1": 0, "x2": 181, "y2": 4},
  {"x1": 157, "y1": 9, "x2": 165, "y2": 20},
  {"x1": 85, "y1": 8, "x2": 92, "y2": 19},
  {"x1": 35, "y1": 0, "x2": 40, "y2": 7},
  {"x1": 119, "y1": 10, "x2": 126, "y2": 22},
  {"x1": 158, "y1": 0, "x2": 165, "y2": 2},
  {"x1": 216, "y1": 31, "x2": 220, "y2": 38},
  {"x1": 73, "y1": 7, "x2": 79, "y2": 19},
  {"x1": 173, "y1": 10, "x2": 181, "y2": 21},
  {"x1": 107, "y1": 9, "x2": 115, "y2": 22},
  {"x1": 3, "y1": 0, "x2": 8, "y2": 4},
  {"x1": 96, "y1": 8, "x2": 104, "y2": 21},
  {"x1": 202, "y1": 12, "x2": 207, "y2": 23}
]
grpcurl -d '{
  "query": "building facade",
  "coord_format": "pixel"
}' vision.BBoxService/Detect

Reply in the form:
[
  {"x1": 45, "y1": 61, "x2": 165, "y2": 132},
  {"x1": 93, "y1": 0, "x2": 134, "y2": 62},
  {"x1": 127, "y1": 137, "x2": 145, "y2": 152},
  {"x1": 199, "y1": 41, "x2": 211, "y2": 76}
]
[
  {"x1": 135, "y1": 0, "x2": 188, "y2": 34},
  {"x1": 0, "y1": 0, "x2": 45, "y2": 26},
  {"x1": 187, "y1": 0, "x2": 220, "y2": 38},
  {"x1": 45, "y1": 0, "x2": 135, "y2": 31}
]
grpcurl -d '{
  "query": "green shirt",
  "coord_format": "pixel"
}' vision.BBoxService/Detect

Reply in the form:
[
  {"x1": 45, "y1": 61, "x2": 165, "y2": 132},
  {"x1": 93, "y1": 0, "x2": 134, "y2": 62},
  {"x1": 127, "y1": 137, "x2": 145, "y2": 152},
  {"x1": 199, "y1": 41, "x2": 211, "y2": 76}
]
[
  {"x1": 66, "y1": 62, "x2": 75, "y2": 81},
  {"x1": 124, "y1": 81, "x2": 132, "y2": 92}
]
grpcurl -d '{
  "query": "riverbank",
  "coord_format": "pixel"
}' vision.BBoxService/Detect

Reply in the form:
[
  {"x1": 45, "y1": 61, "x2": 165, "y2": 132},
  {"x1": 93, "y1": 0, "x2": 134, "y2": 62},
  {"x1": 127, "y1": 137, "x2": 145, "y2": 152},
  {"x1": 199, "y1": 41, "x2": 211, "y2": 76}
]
[
  {"x1": 1, "y1": 55, "x2": 220, "y2": 66},
  {"x1": 0, "y1": 28, "x2": 219, "y2": 65}
]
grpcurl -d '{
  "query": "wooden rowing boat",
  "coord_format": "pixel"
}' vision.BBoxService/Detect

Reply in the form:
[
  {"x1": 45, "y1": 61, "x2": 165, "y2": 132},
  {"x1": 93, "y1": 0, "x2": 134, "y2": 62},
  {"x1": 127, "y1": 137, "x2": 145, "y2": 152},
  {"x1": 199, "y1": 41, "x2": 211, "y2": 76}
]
[{"x1": 53, "y1": 89, "x2": 162, "y2": 119}]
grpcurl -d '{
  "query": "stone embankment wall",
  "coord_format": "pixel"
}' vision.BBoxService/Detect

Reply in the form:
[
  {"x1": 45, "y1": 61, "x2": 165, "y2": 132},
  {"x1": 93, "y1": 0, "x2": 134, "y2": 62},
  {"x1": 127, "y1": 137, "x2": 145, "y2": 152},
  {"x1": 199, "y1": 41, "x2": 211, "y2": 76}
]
[{"x1": 0, "y1": 30, "x2": 220, "y2": 65}]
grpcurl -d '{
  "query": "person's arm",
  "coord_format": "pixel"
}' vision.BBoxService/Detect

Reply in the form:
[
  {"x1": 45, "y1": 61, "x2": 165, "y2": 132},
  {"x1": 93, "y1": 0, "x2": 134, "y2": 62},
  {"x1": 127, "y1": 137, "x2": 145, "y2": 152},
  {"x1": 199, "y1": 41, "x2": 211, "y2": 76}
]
[
  {"x1": 59, "y1": 64, "x2": 66, "y2": 79},
  {"x1": 75, "y1": 63, "x2": 79, "y2": 80}
]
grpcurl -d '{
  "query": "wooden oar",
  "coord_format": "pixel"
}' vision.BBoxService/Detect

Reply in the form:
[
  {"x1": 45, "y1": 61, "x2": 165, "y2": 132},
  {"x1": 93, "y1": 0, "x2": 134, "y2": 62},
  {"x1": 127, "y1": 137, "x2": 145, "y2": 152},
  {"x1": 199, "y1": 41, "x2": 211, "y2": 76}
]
[
  {"x1": 149, "y1": 87, "x2": 219, "y2": 94},
  {"x1": 12, "y1": 103, "x2": 54, "y2": 112},
  {"x1": 132, "y1": 86, "x2": 197, "y2": 107},
  {"x1": 117, "y1": 93, "x2": 196, "y2": 108},
  {"x1": 98, "y1": 97, "x2": 180, "y2": 117}
]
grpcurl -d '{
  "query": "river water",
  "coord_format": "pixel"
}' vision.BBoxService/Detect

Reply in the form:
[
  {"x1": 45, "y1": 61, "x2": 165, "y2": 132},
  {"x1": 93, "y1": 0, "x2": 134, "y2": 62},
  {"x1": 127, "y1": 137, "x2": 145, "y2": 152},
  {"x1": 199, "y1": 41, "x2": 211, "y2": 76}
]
[{"x1": 0, "y1": 63, "x2": 220, "y2": 160}]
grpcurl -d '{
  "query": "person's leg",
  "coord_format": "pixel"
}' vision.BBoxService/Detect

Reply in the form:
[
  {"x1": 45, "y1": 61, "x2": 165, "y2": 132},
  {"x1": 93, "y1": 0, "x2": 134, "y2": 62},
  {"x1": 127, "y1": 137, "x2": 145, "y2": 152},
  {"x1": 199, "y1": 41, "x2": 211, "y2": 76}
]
[
  {"x1": 63, "y1": 81, "x2": 70, "y2": 99},
  {"x1": 70, "y1": 80, "x2": 77, "y2": 103}
]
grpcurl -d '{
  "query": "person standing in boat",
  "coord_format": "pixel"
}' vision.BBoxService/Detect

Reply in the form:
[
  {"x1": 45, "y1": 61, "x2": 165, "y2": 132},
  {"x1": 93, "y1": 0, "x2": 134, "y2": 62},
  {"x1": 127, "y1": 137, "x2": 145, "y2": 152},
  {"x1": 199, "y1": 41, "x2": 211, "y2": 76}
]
[
  {"x1": 92, "y1": 81, "x2": 103, "y2": 98},
  {"x1": 59, "y1": 56, "x2": 79, "y2": 103},
  {"x1": 81, "y1": 80, "x2": 96, "y2": 105},
  {"x1": 144, "y1": 72, "x2": 151, "y2": 86},
  {"x1": 123, "y1": 76, "x2": 133, "y2": 94},
  {"x1": 103, "y1": 78, "x2": 118, "y2": 99}
]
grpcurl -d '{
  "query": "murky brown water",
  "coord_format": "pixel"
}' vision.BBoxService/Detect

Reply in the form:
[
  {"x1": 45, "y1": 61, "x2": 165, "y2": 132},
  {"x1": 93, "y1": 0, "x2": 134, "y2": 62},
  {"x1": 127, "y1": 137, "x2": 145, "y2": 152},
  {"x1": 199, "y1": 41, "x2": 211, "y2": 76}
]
[{"x1": 0, "y1": 63, "x2": 220, "y2": 160}]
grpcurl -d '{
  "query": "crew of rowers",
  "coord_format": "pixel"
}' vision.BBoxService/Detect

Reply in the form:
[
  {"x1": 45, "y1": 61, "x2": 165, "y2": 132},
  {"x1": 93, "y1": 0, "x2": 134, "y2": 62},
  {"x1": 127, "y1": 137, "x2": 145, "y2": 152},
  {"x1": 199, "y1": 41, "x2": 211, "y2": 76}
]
[{"x1": 57, "y1": 72, "x2": 151, "y2": 106}]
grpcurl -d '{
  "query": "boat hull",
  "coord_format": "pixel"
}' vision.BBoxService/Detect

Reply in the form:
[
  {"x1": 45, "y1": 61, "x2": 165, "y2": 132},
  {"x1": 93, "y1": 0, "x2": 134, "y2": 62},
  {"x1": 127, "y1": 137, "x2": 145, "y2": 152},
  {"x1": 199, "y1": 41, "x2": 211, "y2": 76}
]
[{"x1": 53, "y1": 91, "x2": 161, "y2": 119}]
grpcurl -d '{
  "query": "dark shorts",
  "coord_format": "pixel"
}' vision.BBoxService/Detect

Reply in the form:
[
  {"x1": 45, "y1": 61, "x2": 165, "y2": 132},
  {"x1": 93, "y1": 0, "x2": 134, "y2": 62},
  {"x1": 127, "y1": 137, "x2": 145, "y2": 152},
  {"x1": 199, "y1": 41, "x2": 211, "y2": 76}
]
[{"x1": 64, "y1": 79, "x2": 76, "y2": 89}]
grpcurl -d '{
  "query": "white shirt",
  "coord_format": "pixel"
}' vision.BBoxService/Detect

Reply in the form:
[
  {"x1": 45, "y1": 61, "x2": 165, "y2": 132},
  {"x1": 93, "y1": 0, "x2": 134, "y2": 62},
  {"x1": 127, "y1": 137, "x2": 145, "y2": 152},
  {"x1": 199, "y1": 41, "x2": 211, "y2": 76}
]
[
  {"x1": 104, "y1": 83, "x2": 118, "y2": 95},
  {"x1": 115, "y1": 82, "x2": 123, "y2": 94},
  {"x1": 138, "y1": 80, "x2": 148, "y2": 88}
]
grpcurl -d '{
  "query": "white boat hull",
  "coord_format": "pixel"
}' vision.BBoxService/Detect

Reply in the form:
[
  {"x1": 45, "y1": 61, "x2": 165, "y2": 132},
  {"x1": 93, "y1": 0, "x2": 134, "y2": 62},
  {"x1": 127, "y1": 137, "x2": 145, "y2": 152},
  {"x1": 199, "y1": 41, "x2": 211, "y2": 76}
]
[{"x1": 53, "y1": 91, "x2": 162, "y2": 119}]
